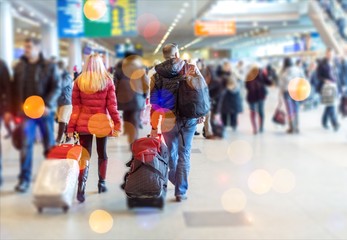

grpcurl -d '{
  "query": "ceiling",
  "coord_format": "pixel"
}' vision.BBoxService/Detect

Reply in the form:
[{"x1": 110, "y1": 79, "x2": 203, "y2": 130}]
[{"x1": 10, "y1": 0, "x2": 315, "y2": 55}]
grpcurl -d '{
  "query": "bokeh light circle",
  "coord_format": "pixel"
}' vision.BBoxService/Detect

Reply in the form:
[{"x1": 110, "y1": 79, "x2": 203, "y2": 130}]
[
  {"x1": 248, "y1": 169, "x2": 273, "y2": 195},
  {"x1": 89, "y1": 209, "x2": 113, "y2": 234},
  {"x1": 84, "y1": 0, "x2": 107, "y2": 21},
  {"x1": 136, "y1": 14, "x2": 158, "y2": 36},
  {"x1": 87, "y1": 113, "x2": 113, "y2": 138},
  {"x1": 227, "y1": 140, "x2": 253, "y2": 165},
  {"x1": 272, "y1": 169, "x2": 296, "y2": 193},
  {"x1": 78, "y1": 147, "x2": 91, "y2": 170},
  {"x1": 122, "y1": 55, "x2": 144, "y2": 79},
  {"x1": 23, "y1": 95, "x2": 45, "y2": 119},
  {"x1": 158, "y1": 109, "x2": 176, "y2": 133},
  {"x1": 287, "y1": 77, "x2": 311, "y2": 101},
  {"x1": 246, "y1": 67, "x2": 259, "y2": 82},
  {"x1": 221, "y1": 188, "x2": 247, "y2": 213},
  {"x1": 123, "y1": 121, "x2": 137, "y2": 144}
]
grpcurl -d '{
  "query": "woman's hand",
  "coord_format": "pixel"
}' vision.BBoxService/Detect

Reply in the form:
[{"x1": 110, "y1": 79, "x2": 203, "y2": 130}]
[{"x1": 112, "y1": 129, "x2": 121, "y2": 137}]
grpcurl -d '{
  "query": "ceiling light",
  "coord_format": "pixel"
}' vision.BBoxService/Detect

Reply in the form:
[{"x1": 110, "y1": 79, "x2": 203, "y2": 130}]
[
  {"x1": 180, "y1": 9, "x2": 186, "y2": 14},
  {"x1": 30, "y1": 12, "x2": 35, "y2": 17},
  {"x1": 23, "y1": 30, "x2": 29, "y2": 35},
  {"x1": 183, "y1": 2, "x2": 189, "y2": 8},
  {"x1": 16, "y1": 28, "x2": 22, "y2": 33},
  {"x1": 43, "y1": 18, "x2": 48, "y2": 24},
  {"x1": 253, "y1": 22, "x2": 258, "y2": 27},
  {"x1": 18, "y1": 6, "x2": 24, "y2": 12}
]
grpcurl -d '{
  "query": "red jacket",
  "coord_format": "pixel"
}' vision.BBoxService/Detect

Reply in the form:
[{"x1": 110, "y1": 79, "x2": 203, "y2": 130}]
[{"x1": 67, "y1": 80, "x2": 121, "y2": 135}]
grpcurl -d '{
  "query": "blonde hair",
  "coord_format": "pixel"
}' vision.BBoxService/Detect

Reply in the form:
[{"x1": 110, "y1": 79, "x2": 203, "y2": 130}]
[{"x1": 76, "y1": 53, "x2": 112, "y2": 93}]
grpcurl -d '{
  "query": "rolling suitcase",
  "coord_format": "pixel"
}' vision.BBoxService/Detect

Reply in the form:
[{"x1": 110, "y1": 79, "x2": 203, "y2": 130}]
[
  {"x1": 33, "y1": 144, "x2": 82, "y2": 213},
  {"x1": 123, "y1": 136, "x2": 169, "y2": 209}
]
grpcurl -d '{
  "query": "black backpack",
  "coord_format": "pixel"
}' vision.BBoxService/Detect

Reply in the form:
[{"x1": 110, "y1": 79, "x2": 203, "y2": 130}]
[
  {"x1": 155, "y1": 62, "x2": 210, "y2": 118},
  {"x1": 177, "y1": 63, "x2": 210, "y2": 118}
]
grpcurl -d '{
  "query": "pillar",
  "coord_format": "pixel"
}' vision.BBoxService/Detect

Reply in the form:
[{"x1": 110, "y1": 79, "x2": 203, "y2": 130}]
[
  {"x1": 0, "y1": 0, "x2": 14, "y2": 68},
  {"x1": 68, "y1": 38, "x2": 82, "y2": 73},
  {"x1": 42, "y1": 24, "x2": 59, "y2": 60}
]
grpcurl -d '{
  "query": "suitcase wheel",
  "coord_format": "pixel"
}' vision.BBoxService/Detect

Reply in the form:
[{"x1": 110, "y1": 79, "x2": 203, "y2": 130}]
[
  {"x1": 62, "y1": 206, "x2": 69, "y2": 213},
  {"x1": 38, "y1": 207, "x2": 43, "y2": 214}
]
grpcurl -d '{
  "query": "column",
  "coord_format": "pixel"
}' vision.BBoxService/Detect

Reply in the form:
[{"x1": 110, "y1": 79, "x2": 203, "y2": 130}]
[
  {"x1": 42, "y1": 23, "x2": 59, "y2": 59},
  {"x1": 68, "y1": 38, "x2": 82, "y2": 73},
  {"x1": 0, "y1": 0, "x2": 14, "y2": 68}
]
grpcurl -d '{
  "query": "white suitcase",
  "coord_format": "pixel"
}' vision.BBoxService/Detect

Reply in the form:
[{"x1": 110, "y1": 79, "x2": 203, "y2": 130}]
[{"x1": 33, "y1": 159, "x2": 79, "y2": 213}]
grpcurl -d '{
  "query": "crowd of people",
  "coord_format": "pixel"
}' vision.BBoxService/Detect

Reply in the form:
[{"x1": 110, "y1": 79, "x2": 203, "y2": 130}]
[
  {"x1": 0, "y1": 37, "x2": 346, "y2": 203},
  {"x1": 320, "y1": 0, "x2": 347, "y2": 40}
]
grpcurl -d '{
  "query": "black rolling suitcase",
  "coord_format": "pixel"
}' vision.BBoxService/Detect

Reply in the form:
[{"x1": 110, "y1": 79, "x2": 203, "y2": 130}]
[{"x1": 123, "y1": 136, "x2": 169, "y2": 209}]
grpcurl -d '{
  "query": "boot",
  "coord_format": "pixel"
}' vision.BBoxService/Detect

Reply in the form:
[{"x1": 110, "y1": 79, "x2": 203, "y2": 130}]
[
  {"x1": 98, "y1": 158, "x2": 108, "y2": 193},
  {"x1": 287, "y1": 120, "x2": 294, "y2": 134},
  {"x1": 77, "y1": 162, "x2": 89, "y2": 203},
  {"x1": 56, "y1": 122, "x2": 67, "y2": 144}
]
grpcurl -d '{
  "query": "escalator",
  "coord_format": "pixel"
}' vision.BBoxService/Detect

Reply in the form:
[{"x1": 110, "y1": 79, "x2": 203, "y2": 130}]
[{"x1": 308, "y1": 0, "x2": 346, "y2": 55}]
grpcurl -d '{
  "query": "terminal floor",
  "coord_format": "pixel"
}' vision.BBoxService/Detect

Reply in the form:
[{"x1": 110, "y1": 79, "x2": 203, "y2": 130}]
[{"x1": 1, "y1": 89, "x2": 347, "y2": 240}]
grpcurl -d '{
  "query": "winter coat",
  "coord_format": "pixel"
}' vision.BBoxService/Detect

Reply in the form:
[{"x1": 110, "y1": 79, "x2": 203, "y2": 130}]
[
  {"x1": 67, "y1": 80, "x2": 121, "y2": 134},
  {"x1": 114, "y1": 60, "x2": 149, "y2": 111},
  {"x1": 150, "y1": 58, "x2": 186, "y2": 114},
  {"x1": 0, "y1": 59, "x2": 11, "y2": 115},
  {"x1": 12, "y1": 54, "x2": 61, "y2": 116},
  {"x1": 218, "y1": 72, "x2": 243, "y2": 114},
  {"x1": 58, "y1": 70, "x2": 73, "y2": 106},
  {"x1": 245, "y1": 70, "x2": 272, "y2": 103}
]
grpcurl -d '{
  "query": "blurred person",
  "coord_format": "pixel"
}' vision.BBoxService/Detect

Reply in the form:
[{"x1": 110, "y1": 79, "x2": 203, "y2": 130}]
[
  {"x1": 321, "y1": 79, "x2": 340, "y2": 131},
  {"x1": 0, "y1": 59, "x2": 12, "y2": 187},
  {"x1": 217, "y1": 67, "x2": 242, "y2": 131},
  {"x1": 150, "y1": 43, "x2": 205, "y2": 202},
  {"x1": 11, "y1": 38, "x2": 62, "y2": 192},
  {"x1": 55, "y1": 61, "x2": 73, "y2": 144},
  {"x1": 279, "y1": 57, "x2": 305, "y2": 134},
  {"x1": 245, "y1": 65, "x2": 272, "y2": 135},
  {"x1": 114, "y1": 52, "x2": 149, "y2": 146},
  {"x1": 73, "y1": 65, "x2": 80, "y2": 80},
  {"x1": 317, "y1": 48, "x2": 340, "y2": 93},
  {"x1": 67, "y1": 53, "x2": 121, "y2": 203},
  {"x1": 266, "y1": 63, "x2": 279, "y2": 86}
]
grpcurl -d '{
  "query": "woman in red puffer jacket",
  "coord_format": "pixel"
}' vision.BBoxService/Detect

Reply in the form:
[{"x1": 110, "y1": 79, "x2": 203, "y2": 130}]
[{"x1": 67, "y1": 53, "x2": 121, "y2": 203}]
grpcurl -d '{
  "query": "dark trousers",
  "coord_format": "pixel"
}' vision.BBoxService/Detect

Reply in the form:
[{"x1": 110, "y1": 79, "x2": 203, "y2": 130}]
[
  {"x1": 20, "y1": 115, "x2": 55, "y2": 182},
  {"x1": 322, "y1": 105, "x2": 338, "y2": 127},
  {"x1": 123, "y1": 110, "x2": 141, "y2": 145},
  {"x1": 79, "y1": 135, "x2": 108, "y2": 160},
  {"x1": 222, "y1": 113, "x2": 238, "y2": 129}
]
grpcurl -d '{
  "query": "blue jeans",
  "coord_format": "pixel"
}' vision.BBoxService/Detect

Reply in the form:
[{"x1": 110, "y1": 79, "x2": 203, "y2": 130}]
[
  {"x1": 283, "y1": 92, "x2": 300, "y2": 130},
  {"x1": 322, "y1": 106, "x2": 338, "y2": 128},
  {"x1": 249, "y1": 100, "x2": 265, "y2": 132},
  {"x1": 162, "y1": 118, "x2": 197, "y2": 197},
  {"x1": 19, "y1": 115, "x2": 55, "y2": 182}
]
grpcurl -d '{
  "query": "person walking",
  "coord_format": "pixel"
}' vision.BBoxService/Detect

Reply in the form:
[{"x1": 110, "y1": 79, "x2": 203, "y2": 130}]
[
  {"x1": 279, "y1": 57, "x2": 305, "y2": 134},
  {"x1": 245, "y1": 65, "x2": 272, "y2": 134},
  {"x1": 321, "y1": 79, "x2": 340, "y2": 131},
  {"x1": 56, "y1": 61, "x2": 73, "y2": 144},
  {"x1": 0, "y1": 59, "x2": 12, "y2": 187},
  {"x1": 10, "y1": 38, "x2": 61, "y2": 192},
  {"x1": 150, "y1": 43, "x2": 205, "y2": 202},
  {"x1": 67, "y1": 53, "x2": 121, "y2": 203},
  {"x1": 114, "y1": 52, "x2": 149, "y2": 146}
]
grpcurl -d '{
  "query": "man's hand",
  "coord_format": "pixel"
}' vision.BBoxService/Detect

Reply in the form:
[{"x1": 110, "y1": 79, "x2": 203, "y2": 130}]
[
  {"x1": 197, "y1": 117, "x2": 205, "y2": 124},
  {"x1": 150, "y1": 128, "x2": 159, "y2": 138}
]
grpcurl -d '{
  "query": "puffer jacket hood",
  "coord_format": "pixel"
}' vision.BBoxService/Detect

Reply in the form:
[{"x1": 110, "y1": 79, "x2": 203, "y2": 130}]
[{"x1": 155, "y1": 58, "x2": 185, "y2": 78}]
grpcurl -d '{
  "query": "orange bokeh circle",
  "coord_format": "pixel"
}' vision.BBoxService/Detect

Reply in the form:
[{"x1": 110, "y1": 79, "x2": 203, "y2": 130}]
[
  {"x1": 87, "y1": 113, "x2": 113, "y2": 138},
  {"x1": 84, "y1": 0, "x2": 107, "y2": 21},
  {"x1": 23, "y1": 95, "x2": 45, "y2": 119},
  {"x1": 287, "y1": 78, "x2": 311, "y2": 101}
]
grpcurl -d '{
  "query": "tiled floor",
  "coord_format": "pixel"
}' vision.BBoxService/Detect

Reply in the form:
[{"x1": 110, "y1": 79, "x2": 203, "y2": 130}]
[{"x1": 1, "y1": 88, "x2": 347, "y2": 239}]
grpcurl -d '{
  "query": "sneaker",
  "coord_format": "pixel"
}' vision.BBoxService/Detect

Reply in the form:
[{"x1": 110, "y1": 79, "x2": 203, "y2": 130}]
[
  {"x1": 15, "y1": 180, "x2": 30, "y2": 193},
  {"x1": 194, "y1": 131, "x2": 200, "y2": 136},
  {"x1": 175, "y1": 195, "x2": 188, "y2": 202}
]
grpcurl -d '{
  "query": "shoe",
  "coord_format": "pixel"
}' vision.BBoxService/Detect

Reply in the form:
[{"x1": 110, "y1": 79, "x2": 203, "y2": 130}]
[
  {"x1": 205, "y1": 135, "x2": 216, "y2": 140},
  {"x1": 98, "y1": 180, "x2": 108, "y2": 193},
  {"x1": 194, "y1": 131, "x2": 200, "y2": 136},
  {"x1": 15, "y1": 180, "x2": 30, "y2": 193},
  {"x1": 334, "y1": 124, "x2": 340, "y2": 132},
  {"x1": 286, "y1": 128, "x2": 294, "y2": 134},
  {"x1": 175, "y1": 195, "x2": 188, "y2": 202},
  {"x1": 323, "y1": 124, "x2": 329, "y2": 130}
]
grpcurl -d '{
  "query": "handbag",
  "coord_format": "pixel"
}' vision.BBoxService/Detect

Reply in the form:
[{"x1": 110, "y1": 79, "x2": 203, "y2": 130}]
[{"x1": 272, "y1": 102, "x2": 286, "y2": 125}]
